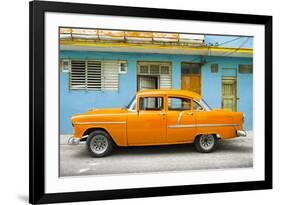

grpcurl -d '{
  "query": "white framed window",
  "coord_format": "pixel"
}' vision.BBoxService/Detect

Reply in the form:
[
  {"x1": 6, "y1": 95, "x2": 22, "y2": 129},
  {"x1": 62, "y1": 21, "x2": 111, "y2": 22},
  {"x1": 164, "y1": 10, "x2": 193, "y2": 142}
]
[
  {"x1": 69, "y1": 59, "x2": 122, "y2": 91},
  {"x1": 138, "y1": 62, "x2": 171, "y2": 76},
  {"x1": 137, "y1": 62, "x2": 172, "y2": 89},
  {"x1": 139, "y1": 65, "x2": 149, "y2": 74}
]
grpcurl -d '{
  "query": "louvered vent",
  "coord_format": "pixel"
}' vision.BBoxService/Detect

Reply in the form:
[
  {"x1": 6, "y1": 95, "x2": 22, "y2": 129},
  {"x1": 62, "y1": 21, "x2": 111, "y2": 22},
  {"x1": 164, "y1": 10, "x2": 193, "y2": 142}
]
[
  {"x1": 87, "y1": 61, "x2": 102, "y2": 90},
  {"x1": 102, "y1": 60, "x2": 119, "y2": 91},
  {"x1": 160, "y1": 65, "x2": 170, "y2": 75},
  {"x1": 70, "y1": 60, "x2": 119, "y2": 91},
  {"x1": 70, "y1": 60, "x2": 86, "y2": 89},
  {"x1": 160, "y1": 74, "x2": 172, "y2": 89}
]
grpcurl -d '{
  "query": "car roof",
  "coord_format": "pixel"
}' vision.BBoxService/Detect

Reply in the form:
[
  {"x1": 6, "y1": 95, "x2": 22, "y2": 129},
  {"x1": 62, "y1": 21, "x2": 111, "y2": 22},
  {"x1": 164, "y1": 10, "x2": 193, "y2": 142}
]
[{"x1": 137, "y1": 89, "x2": 201, "y2": 100}]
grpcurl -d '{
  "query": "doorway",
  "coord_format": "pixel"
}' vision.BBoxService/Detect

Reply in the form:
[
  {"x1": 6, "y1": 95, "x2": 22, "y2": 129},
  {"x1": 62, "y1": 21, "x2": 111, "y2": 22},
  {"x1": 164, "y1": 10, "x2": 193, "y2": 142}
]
[
  {"x1": 181, "y1": 62, "x2": 201, "y2": 94},
  {"x1": 221, "y1": 77, "x2": 237, "y2": 111},
  {"x1": 137, "y1": 76, "x2": 158, "y2": 91}
]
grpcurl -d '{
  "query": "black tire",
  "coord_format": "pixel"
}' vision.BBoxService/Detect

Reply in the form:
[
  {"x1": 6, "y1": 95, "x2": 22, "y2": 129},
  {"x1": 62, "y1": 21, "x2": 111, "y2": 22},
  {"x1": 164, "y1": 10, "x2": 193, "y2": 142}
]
[
  {"x1": 194, "y1": 134, "x2": 218, "y2": 153},
  {"x1": 86, "y1": 130, "x2": 113, "y2": 157}
]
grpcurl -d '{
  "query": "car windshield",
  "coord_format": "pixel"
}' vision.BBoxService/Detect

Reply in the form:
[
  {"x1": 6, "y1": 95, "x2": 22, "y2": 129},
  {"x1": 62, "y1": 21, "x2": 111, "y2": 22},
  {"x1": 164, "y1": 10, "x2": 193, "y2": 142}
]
[
  {"x1": 200, "y1": 98, "x2": 212, "y2": 111},
  {"x1": 125, "y1": 95, "x2": 136, "y2": 109}
]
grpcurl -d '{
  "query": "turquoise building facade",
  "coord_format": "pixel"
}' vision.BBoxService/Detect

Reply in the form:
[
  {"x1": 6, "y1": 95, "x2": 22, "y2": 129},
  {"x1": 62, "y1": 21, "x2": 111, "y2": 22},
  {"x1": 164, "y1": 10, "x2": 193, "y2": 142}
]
[{"x1": 60, "y1": 50, "x2": 253, "y2": 134}]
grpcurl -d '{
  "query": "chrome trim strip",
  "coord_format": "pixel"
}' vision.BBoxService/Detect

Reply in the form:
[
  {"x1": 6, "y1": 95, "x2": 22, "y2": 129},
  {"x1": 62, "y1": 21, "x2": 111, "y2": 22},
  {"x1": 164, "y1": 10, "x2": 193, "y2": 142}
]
[
  {"x1": 197, "y1": 123, "x2": 239, "y2": 127},
  {"x1": 74, "y1": 121, "x2": 127, "y2": 125},
  {"x1": 168, "y1": 123, "x2": 239, "y2": 128},
  {"x1": 176, "y1": 111, "x2": 183, "y2": 126},
  {"x1": 168, "y1": 124, "x2": 195, "y2": 128},
  {"x1": 88, "y1": 113, "x2": 129, "y2": 117}
]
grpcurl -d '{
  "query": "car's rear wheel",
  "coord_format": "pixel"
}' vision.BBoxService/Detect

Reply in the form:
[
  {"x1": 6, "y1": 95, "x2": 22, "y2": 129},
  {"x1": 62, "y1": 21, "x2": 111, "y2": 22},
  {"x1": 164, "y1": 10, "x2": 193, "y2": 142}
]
[
  {"x1": 86, "y1": 130, "x2": 113, "y2": 157},
  {"x1": 194, "y1": 134, "x2": 218, "y2": 153}
]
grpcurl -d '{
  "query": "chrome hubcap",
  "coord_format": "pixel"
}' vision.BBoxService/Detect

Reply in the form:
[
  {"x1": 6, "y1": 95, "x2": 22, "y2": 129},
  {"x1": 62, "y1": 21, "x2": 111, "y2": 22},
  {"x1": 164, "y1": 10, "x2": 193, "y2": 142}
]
[
  {"x1": 90, "y1": 135, "x2": 108, "y2": 154},
  {"x1": 199, "y1": 134, "x2": 215, "y2": 150}
]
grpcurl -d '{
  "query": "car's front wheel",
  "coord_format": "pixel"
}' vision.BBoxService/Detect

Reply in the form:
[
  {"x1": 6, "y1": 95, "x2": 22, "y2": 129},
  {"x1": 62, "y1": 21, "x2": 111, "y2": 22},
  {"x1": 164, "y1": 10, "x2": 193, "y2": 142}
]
[
  {"x1": 194, "y1": 134, "x2": 218, "y2": 153},
  {"x1": 86, "y1": 130, "x2": 113, "y2": 157}
]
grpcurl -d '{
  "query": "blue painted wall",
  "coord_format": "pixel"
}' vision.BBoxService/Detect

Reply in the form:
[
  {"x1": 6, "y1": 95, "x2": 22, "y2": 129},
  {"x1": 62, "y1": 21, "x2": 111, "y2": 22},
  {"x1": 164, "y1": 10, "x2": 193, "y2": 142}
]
[
  {"x1": 60, "y1": 51, "x2": 253, "y2": 134},
  {"x1": 201, "y1": 57, "x2": 253, "y2": 130}
]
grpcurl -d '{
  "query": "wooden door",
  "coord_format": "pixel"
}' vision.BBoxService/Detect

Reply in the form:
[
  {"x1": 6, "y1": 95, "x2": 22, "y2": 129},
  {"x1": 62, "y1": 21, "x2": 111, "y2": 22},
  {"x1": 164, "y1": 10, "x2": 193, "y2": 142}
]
[
  {"x1": 181, "y1": 63, "x2": 201, "y2": 94},
  {"x1": 222, "y1": 77, "x2": 237, "y2": 111},
  {"x1": 181, "y1": 75, "x2": 201, "y2": 94}
]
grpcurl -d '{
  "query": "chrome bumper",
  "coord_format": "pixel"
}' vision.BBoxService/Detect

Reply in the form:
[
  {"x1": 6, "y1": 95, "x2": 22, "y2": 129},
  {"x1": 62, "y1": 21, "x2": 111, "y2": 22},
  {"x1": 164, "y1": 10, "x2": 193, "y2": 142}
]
[
  {"x1": 68, "y1": 136, "x2": 80, "y2": 145},
  {"x1": 68, "y1": 135, "x2": 88, "y2": 145},
  {"x1": 236, "y1": 130, "x2": 247, "y2": 137}
]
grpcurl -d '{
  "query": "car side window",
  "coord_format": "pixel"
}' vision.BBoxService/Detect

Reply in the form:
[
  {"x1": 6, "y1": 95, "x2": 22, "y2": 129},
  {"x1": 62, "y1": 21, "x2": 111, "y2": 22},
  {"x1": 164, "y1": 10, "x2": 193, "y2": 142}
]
[
  {"x1": 168, "y1": 97, "x2": 191, "y2": 111},
  {"x1": 139, "y1": 97, "x2": 163, "y2": 111}
]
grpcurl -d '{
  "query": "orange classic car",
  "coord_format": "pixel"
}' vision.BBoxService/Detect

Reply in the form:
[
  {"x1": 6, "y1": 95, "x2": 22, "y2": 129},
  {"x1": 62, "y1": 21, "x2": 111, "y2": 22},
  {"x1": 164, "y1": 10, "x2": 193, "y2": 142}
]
[{"x1": 71, "y1": 89, "x2": 246, "y2": 157}]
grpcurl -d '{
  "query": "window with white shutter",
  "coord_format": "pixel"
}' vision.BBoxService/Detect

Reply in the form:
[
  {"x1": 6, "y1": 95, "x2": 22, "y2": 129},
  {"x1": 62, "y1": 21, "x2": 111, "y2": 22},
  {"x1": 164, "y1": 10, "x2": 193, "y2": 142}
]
[
  {"x1": 102, "y1": 60, "x2": 119, "y2": 91},
  {"x1": 69, "y1": 60, "x2": 122, "y2": 91},
  {"x1": 87, "y1": 61, "x2": 102, "y2": 90},
  {"x1": 70, "y1": 60, "x2": 86, "y2": 89},
  {"x1": 137, "y1": 62, "x2": 172, "y2": 89}
]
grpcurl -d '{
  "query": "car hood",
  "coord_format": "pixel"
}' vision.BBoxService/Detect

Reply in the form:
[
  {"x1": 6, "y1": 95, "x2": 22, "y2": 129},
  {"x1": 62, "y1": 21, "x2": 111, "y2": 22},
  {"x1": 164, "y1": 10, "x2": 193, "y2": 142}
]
[{"x1": 71, "y1": 108, "x2": 129, "y2": 122}]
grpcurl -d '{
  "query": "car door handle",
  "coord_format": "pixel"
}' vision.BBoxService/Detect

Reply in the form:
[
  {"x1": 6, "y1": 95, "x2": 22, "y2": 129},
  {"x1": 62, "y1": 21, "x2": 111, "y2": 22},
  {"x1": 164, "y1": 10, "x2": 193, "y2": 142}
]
[
  {"x1": 187, "y1": 112, "x2": 193, "y2": 116},
  {"x1": 160, "y1": 112, "x2": 166, "y2": 116}
]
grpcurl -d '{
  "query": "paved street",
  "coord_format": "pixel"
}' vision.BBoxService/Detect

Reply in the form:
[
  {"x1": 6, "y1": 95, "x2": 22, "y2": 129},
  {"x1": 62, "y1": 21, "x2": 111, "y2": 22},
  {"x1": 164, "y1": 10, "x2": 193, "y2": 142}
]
[{"x1": 60, "y1": 132, "x2": 253, "y2": 177}]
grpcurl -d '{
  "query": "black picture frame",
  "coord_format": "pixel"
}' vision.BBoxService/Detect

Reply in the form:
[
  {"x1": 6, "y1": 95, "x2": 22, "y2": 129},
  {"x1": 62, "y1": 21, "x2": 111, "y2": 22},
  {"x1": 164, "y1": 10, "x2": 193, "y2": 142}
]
[{"x1": 29, "y1": 1, "x2": 272, "y2": 204}]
